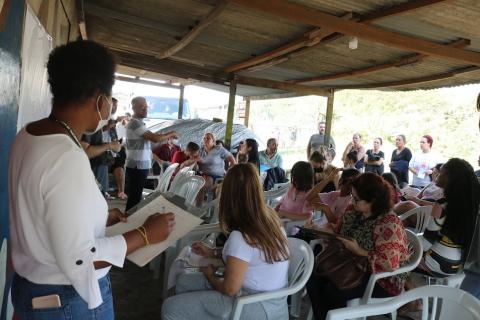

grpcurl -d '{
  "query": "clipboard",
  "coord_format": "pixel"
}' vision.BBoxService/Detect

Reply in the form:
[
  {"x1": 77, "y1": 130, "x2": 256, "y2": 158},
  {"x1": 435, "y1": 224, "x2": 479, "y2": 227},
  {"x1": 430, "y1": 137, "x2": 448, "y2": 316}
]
[{"x1": 106, "y1": 194, "x2": 203, "y2": 267}]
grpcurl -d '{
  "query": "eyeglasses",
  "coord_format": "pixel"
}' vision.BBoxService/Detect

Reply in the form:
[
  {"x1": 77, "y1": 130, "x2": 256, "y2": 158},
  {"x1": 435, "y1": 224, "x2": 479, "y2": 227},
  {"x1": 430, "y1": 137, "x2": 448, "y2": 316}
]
[{"x1": 350, "y1": 193, "x2": 362, "y2": 203}]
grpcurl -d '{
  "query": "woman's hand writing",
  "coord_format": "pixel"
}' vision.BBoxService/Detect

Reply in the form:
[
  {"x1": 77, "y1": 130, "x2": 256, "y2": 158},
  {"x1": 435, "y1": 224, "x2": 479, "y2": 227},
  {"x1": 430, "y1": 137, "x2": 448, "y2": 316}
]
[
  {"x1": 143, "y1": 212, "x2": 176, "y2": 244},
  {"x1": 191, "y1": 241, "x2": 216, "y2": 258},
  {"x1": 107, "y1": 208, "x2": 128, "y2": 226}
]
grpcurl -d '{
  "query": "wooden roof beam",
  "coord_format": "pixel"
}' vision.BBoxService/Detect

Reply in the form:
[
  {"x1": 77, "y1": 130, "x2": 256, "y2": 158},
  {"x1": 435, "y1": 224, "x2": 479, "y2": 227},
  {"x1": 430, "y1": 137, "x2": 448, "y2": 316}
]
[
  {"x1": 326, "y1": 66, "x2": 479, "y2": 90},
  {"x1": 224, "y1": 13, "x2": 354, "y2": 73},
  {"x1": 226, "y1": 0, "x2": 449, "y2": 73},
  {"x1": 295, "y1": 38, "x2": 470, "y2": 84},
  {"x1": 236, "y1": 76, "x2": 329, "y2": 97},
  {"x1": 231, "y1": 0, "x2": 480, "y2": 67},
  {"x1": 156, "y1": 1, "x2": 229, "y2": 59}
]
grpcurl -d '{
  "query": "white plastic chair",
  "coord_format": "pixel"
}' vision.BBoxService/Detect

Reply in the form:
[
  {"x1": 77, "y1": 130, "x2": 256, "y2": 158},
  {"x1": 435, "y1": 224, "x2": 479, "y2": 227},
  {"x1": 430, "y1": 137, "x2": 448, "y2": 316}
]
[
  {"x1": 200, "y1": 198, "x2": 220, "y2": 224},
  {"x1": 174, "y1": 176, "x2": 205, "y2": 205},
  {"x1": 273, "y1": 181, "x2": 290, "y2": 190},
  {"x1": 325, "y1": 285, "x2": 480, "y2": 320},
  {"x1": 399, "y1": 206, "x2": 432, "y2": 235},
  {"x1": 230, "y1": 238, "x2": 314, "y2": 320},
  {"x1": 169, "y1": 165, "x2": 195, "y2": 192},
  {"x1": 306, "y1": 229, "x2": 422, "y2": 320},
  {"x1": 264, "y1": 183, "x2": 290, "y2": 207},
  {"x1": 155, "y1": 163, "x2": 179, "y2": 193},
  {"x1": 161, "y1": 223, "x2": 222, "y2": 297},
  {"x1": 143, "y1": 159, "x2": 165, "y2": 194}
]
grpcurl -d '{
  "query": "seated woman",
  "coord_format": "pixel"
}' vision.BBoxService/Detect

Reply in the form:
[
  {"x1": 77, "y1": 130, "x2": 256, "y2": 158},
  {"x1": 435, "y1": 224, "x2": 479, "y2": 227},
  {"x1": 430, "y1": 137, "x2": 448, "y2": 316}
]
[
  {"x1": 382, "y1": 172, "x2": 404, "y2": 204},
  {"x1": 275, "y1": 161, "x2": 314, "y2": 221},
  {"x1": 198, "y1": 132, "x2": 236, "y2": 193},
  {"x1": 415, "y1": 158, "x2": 480, "y2": 278},
  {"x1": 393, "y1": 163, "x2": 444, "y2": 215},
  {"x1": 309, "y1": 151, "x2": 339, "y2": 191},
  {"x1": 305, "y1": 168, "x2": 360, "y2": 225},
  {"x1": 162, "y1": 163, "x2": 290, "y2": 320},
  {"x1": 172, "y1": 142, "x2": 200, "y2": 172},
  {"x1": 236, "y1": 138, "x2": 260, "y2": 171},
  {"x1": 307, "y1": 173, "x2": 411, "y2": 320},
  {"x1": 343, "y1": 150, "x2": 358, "y2": 169}
]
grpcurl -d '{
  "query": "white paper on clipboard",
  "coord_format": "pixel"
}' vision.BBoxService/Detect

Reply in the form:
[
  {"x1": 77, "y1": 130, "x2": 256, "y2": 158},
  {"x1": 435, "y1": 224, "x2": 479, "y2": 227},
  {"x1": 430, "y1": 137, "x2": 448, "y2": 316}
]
[{"x1": 106, "y1": 195, "x2": 203, "y2": 267}]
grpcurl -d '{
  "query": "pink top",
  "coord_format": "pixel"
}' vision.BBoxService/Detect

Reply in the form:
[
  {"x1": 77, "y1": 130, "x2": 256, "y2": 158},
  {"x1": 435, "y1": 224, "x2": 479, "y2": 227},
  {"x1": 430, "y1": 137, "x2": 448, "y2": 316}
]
[
  {"x1": 277, "y1": 186, "x2": 312, "y2": 217},
  {"x1": 319, "y1": 191, "x2": 352, "y2": 221}
]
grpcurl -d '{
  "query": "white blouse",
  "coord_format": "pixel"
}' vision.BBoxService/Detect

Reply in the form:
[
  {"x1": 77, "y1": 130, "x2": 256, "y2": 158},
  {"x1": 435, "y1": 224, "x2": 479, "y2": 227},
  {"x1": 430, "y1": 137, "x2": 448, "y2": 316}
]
[{"x1": 8, "y1": 129, "x2": 127, "y2": 309}]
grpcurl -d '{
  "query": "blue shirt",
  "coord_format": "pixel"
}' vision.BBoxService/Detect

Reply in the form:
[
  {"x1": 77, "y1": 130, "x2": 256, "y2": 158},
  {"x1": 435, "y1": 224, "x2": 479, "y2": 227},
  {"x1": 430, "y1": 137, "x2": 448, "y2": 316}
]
[{"x1": 259, "y1": 150, "x2": 283, "y2": 169}]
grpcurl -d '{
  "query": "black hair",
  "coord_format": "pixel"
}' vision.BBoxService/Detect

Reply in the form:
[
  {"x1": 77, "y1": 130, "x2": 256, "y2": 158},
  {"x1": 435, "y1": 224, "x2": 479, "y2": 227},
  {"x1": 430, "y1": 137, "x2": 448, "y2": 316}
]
[
  {"x1": 339, "y1": 168, "x2": 360, "y2": 186},
  {"x1": 381, "y1": 172, "x2": 400, "y2": 192},
  {"x1": 47, "y1": 40, "x2": 116, "y2": 105},
  {"x1": 215, "y1": 140, "x2": 224, "y2": 146},
  {"x1": 245, "y1": 138, "x2": 260, "y2": 170},
  {"x1": 291, "y1": 161, "x2": 314, "y2": 192},
  {"x1": 309, "y1": 151, "x2": 326, "y2": 163},
  {"x1": 186, "y1": 142, "x2": 200, "y2": 152},
  {"x1": 434, "y1": 163, "x2": 443, "y2": 171},
  {"x1": 346, "y1": 150, "x2": 358, "y2": 163},
  {"x1": 440, "y1": 158, "x2": 480, "y2": 259},
  {"x1": 112, "y1": 97, "x2": 118, "y2": 103}
]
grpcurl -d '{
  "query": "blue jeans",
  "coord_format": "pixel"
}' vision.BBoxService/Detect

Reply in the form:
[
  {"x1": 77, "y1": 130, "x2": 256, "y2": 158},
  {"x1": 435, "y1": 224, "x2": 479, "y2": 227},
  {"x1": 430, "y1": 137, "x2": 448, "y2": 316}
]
[
  {"x1": 12, "y1": 273, "x2": 114, "y2": 320},
  {"x1": 461, "y1": 271, "x2": 480, "y2": 299},
  {"x1": 93, "y1": 165, "x2": 109, "y2": 193}
]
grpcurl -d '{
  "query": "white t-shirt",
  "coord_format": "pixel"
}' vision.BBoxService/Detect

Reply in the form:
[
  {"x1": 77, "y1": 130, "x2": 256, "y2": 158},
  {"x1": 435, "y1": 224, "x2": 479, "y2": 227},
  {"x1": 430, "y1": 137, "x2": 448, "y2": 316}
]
[
  {"x1": 8, "y1": 129, "x2": 127, "y2": 309},
  {"x1": 409, "y1": 151, "x2": 438, "y2": 187},
  {"x1": 222, "y1": 230, "x2": 289, "y2": 292}
]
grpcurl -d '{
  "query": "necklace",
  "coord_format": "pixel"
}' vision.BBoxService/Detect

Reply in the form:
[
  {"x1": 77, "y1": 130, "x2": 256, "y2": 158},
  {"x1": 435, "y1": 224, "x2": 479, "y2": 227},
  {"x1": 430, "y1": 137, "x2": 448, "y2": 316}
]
[
  {"x1": 49, "y1": 116, "x2": 81, "y2": 148},
  {"x1": 49, "y1": 116, "x2": 104, "y2": 191}
]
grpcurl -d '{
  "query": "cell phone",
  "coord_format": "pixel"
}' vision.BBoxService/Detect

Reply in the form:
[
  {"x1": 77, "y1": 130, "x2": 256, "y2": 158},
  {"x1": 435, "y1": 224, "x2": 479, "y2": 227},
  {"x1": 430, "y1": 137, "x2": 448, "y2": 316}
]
[
  {"x1": 32, "y1": 294, "x2": 61, "y2": 309},
  {"x1": 214, "y1": 267, "x2": 225, "y2": 277},
  {"x1": 184, "y1": 267, "x2": 200, "y2": 274}
]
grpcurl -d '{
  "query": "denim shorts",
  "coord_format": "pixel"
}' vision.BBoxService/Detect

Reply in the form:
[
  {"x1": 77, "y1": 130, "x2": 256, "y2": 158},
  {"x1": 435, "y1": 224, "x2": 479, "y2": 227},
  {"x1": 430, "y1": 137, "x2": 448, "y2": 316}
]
[{"x1": 11, "y1": 273, "x2": 114, "y2": 320}]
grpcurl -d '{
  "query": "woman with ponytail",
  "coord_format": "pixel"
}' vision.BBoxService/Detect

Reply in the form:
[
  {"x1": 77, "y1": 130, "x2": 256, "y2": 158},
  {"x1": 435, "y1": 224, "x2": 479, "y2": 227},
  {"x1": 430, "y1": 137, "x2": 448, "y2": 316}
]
[{"x1": 307, "y1": 173, "x2": 411, "y2": 320}]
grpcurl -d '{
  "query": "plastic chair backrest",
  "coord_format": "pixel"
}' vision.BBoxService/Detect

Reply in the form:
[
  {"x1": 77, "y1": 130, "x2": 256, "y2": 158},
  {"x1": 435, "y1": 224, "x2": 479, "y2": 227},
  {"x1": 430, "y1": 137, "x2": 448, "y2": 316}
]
[
  {"x1": 273, "y1": 181, "x2": 290, "y2": 190},
  {"x1": 264, "y1": 183, "x2": 290, "y2": 206},
  {"x1": 175, "y1": 176, "x2": 205, "y2": 205},
  {"x1": 399, "y1": 206, "x2": 432, "y2": 235},
  {"x1": 169, "y1": 166, "x2": 194, "y2": 191},
  {"x1": 326, "y1": 285, "x2": 480, "y2": 320},
  {"x1": 155, "y1": 163, "x2": 179, "y2": 193},
  {"x1": 230, "y1": 238, "x2": 314, "y2": 320},
  {"x1": 361, "y1": 229, "x2": 422, "y2": 304}
]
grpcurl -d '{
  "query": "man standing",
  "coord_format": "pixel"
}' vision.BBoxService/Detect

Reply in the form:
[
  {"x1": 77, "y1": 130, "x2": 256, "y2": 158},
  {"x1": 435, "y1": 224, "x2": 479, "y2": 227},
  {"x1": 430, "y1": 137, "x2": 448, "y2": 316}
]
[
  {"x1": 125, "y1": 96, "x2": 177, "y2": 211},
  {"x1": 259, "y1": 138, "x2": 283, "y2": 170},
  {"x1": 307, "y1": 121, "x2": 335, "y2": 159}
]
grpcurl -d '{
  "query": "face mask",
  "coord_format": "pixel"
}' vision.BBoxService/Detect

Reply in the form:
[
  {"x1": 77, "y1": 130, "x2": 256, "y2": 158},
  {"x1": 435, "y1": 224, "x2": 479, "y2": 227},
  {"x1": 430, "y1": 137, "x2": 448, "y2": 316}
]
[
  {"x1": 85, "y1": 95, "x2": 112, "y2": 134},
  {"x1": 171, "y1": 139, "x2": 179, "y2": 145}
]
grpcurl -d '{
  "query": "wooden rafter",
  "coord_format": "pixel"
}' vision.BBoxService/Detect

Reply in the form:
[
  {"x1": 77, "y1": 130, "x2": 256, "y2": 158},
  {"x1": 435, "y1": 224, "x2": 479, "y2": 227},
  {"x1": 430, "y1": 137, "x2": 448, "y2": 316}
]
[
  {"x1": 326, "y1": 66, "x2": 479, "y2": 90},
  {"x1": 156, "y1": 1, "x2": 229, "y2": 59},
  {"x1": 236, "y1": 76, "x2": 329, "y2": 97},
  {"x1": 231, "y1": 0, "x2": 480, "y2": 67},
  {"x1": 225, "y1": 0, "x2": 449, "y2": 73},
  {"x1": 295, "y1": 38, "x2": 470, "y2": 84}
]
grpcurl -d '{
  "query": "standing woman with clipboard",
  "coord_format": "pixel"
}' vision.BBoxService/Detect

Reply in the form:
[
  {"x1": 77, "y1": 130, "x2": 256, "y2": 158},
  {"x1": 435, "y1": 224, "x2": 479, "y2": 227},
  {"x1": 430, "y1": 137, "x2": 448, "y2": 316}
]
[{"x1": 8, "y1": 40, "x2": 175, "y2": 319}]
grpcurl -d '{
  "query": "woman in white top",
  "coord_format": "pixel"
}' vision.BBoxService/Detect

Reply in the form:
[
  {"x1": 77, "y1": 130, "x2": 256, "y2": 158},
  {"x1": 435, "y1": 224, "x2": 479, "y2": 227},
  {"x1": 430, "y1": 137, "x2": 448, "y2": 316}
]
[
  {"x1": 409, "y1": 135, "x2": 438, "y2": 188},
  {"x1": 162, "y1": 163, "x2": 290, "y2": 320},
  {"x1": 9, "y1": 41, "x2": 175, "y2": 319}
]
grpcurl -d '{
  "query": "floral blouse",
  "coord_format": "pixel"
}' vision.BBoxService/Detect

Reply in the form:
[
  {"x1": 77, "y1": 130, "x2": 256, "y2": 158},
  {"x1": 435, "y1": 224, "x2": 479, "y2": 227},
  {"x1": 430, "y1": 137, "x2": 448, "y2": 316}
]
[{"x1": 335, "y1": 210, "x2": 412, "y2": 295}]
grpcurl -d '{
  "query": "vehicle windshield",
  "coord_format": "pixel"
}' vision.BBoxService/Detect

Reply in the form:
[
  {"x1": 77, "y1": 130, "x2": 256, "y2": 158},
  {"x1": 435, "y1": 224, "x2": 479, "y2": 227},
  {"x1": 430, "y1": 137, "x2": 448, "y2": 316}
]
[{"x1": 145, "y1": 96, "x2": 190, "y2": 120}]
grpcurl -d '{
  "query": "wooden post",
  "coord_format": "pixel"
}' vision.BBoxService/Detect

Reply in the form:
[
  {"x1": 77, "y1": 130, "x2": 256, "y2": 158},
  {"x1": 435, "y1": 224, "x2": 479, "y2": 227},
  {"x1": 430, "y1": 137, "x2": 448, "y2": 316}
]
[
  {"x1": 244, "y1": 97, "x2": 251, "y2": 127},
  {"x1": 324, "y1": 89, "x2": 334, "y2": 148},
  {"x1": 225, "y1": 78, "x2": 237, "y2": 150},
  {"x1": 178, "y1": 85, "x2": 185, "y2": 119}
]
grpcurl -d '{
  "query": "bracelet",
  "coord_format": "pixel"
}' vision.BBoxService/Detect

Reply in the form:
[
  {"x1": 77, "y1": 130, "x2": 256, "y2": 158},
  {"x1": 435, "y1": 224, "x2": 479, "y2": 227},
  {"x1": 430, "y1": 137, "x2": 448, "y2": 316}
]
[{"x1": 136, "y1": 226, "x2": 149, "y2": 245}]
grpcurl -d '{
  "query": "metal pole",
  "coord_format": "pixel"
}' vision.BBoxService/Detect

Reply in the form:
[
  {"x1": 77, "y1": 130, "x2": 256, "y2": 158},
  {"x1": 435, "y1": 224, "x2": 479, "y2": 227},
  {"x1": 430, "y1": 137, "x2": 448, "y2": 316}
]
[
  {"x1": 324, "y1": 89, "x2": 334, "y2": 147},
  {"x1": 225, "y1": 78, "x2": 237, "y2": 150},
  {"x1": 244, "y1": 97, "x2": 251, "y2": 127},
  {"x1": 178, "y1": 85, "x2": 185, "y2": 119}
]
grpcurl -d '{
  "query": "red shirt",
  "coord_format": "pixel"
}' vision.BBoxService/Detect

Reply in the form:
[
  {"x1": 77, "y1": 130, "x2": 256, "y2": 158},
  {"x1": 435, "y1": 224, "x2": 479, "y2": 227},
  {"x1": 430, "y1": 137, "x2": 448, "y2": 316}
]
[
  {"x1": 153, "y1": 143, "x2": 181, "y2": 162},
  {"x1": 172, "y1": 150, "x2": 189, "y2": 164}
]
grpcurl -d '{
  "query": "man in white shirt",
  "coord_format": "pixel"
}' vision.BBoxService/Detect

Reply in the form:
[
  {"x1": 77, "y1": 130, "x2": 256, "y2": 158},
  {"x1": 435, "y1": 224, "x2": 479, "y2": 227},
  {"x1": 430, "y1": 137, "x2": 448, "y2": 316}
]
[{"x1": 125, "y1": 96, "x2": 177, "y2": 211}]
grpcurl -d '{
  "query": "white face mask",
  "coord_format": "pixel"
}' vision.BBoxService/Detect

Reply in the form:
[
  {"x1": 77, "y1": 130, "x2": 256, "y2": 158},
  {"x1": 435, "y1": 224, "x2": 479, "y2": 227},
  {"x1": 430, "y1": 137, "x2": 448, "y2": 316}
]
[
  {"x1": 85, "y1": 95, "x2": 112, "y2": 134},
  {"x1": 171, "y1": 138, "x2": 179, "y2": 145}
]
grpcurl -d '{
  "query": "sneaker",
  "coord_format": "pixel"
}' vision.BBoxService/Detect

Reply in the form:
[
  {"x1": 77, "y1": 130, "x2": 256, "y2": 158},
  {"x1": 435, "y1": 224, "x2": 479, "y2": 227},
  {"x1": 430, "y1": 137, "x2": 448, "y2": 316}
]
[{"x1": 104, "y1": 192, "x2": 115, "y2": 200}]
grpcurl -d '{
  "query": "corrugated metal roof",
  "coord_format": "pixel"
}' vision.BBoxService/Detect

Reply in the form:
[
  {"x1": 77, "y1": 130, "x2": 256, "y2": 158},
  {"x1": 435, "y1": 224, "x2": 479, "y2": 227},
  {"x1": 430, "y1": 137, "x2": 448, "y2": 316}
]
[{"x1": 84, "y1": 0, "x2": 480, "y2": 97}]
